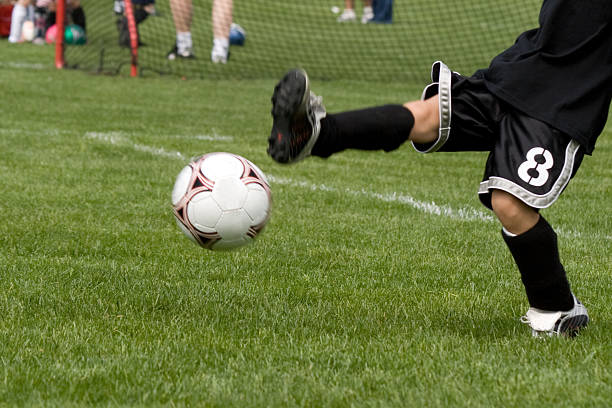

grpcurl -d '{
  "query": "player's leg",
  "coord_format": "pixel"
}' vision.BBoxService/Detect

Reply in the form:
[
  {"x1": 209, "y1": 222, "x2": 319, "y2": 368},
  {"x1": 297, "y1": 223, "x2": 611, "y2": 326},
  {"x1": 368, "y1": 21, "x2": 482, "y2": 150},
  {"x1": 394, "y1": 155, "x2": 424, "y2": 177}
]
[
  {"x1": 490, "y1": 190, "x2": 572, "y2": 312},
  {"x1": 168, "y1": 0, "x2": 194, "y2": 59},
  {"x1": 404, "y1": 97, "x2": 440, "y2": 146},
  {"x1": 211, "y1": 0, "x2": 232, "y2": 64},
  {"x1": 309, "y1": 100, "x2": 431, "y2": 159},
  {"x1": 482, "y1": 113, "x2": 589, "y2": 337},
  {"x1": 490, "y1": 190, "x2": 539, "y2": 234},
  {"x1": 267, "y1": 68, "x2": 440, "y2": 163},
  {"x1": 311, "y1": 96, "x2": 440, "y2": 157}
]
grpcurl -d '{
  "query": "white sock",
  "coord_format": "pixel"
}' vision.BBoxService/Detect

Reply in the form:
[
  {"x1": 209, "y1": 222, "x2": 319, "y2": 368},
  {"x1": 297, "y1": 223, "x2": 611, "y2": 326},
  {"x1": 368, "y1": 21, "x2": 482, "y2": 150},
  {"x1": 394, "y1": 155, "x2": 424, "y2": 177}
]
[
  {"x1": 8, "y1": 4, "x2": 27, "y2": 43},
  {"x1": 176, "y1": 31, "x2": 192, "y2": 53},
  {"x1": 213, "y1": 37, "x2": 229, "y2": 50}
]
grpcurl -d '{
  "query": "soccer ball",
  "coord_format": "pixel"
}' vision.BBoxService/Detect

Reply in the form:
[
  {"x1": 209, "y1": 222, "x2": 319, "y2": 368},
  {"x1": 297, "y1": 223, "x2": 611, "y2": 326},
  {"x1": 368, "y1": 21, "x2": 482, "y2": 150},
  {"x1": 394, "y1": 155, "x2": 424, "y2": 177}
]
[
  {"x1": 45, "y1": 24, "x2": 57, "y2": 44},
  {"x1": 45, "y1": 24, "x2": 86, "y2": 45},
  {"x1": 171, "y1": 152, "x2": 272, "y2": 250},
  {"x1": 229, "y1": 23, "x2": 246, "y2": 46},
  {"x1": 64, "y1": 24, "x2": 86, "y2": 45}
]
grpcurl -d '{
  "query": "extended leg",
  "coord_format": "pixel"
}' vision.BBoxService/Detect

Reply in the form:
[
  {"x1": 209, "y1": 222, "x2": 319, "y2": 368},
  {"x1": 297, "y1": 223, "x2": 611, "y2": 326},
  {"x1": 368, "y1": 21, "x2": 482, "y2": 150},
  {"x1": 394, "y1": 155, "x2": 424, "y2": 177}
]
[{"x1": 268, "y1": 68, "x2": 440, "y2": 163}]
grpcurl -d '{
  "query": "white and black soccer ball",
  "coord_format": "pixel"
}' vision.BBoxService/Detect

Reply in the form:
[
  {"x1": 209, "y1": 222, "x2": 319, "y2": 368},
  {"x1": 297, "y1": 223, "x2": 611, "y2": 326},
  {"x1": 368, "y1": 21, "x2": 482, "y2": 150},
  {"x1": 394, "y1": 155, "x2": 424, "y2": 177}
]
[{"x1": 171, "y1": 152, "x2": 272, "y2": 250}]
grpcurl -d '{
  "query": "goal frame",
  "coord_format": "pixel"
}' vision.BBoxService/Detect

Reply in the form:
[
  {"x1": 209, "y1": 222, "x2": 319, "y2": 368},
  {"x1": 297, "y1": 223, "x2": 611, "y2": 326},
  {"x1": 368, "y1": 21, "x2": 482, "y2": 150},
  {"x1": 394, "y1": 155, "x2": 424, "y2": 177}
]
[{"x1": 55, "y1": 0, "x2": 139, "y2": 76}]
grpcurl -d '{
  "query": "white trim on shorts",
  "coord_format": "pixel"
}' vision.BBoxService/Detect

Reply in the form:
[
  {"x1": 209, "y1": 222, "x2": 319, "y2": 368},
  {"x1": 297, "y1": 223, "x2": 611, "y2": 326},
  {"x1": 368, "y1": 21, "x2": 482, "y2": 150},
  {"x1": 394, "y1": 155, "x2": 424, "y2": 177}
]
[
  {"x1": 478, "y1": 139, "x2": 581, "y2": 209},
  {"x1": 411, "y1": 61, "x2": 453, "y2": 153}
]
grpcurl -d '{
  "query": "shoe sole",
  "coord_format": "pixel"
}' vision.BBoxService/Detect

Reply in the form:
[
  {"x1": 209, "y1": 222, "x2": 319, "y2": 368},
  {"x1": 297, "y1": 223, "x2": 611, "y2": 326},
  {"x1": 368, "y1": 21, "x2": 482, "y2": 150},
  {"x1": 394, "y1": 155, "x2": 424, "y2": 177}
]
[{"x1": 268, "y1": 69, "x2": 309, "y2": 163}]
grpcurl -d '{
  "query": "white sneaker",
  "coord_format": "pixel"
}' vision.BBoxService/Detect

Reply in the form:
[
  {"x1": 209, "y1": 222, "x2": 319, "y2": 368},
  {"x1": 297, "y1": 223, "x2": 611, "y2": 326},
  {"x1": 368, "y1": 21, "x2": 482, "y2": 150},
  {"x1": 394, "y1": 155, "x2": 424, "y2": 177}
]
[
  {"x1": 211, "y1": 44, "x2": 229, "y2": 64},
  {"x1": 520, "y1": 294, "x2": 589, "y2": 338},
  {"x1": 361, "y1": 6, "x2": 374, "y2": 23},
  {"x1": 337, "y1": 8, "x2": 356, "y2": 22}
]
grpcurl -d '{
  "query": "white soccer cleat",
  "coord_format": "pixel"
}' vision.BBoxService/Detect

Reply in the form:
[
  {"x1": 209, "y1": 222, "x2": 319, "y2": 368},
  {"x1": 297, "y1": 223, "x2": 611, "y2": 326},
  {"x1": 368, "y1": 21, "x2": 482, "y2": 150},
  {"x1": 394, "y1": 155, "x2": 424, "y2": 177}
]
[
  {"x1": 337, "y1": 8, "x2": 357, "y2": 22},
  {"x1": 520, "y1": 294, "x2": 589, "y2": 338},
  {"x1": 361, "y1": 6, "x2": 374, "y2": 23},
  {"x1": 211, "y1": 44, "x2": 229, "y2": 64}
]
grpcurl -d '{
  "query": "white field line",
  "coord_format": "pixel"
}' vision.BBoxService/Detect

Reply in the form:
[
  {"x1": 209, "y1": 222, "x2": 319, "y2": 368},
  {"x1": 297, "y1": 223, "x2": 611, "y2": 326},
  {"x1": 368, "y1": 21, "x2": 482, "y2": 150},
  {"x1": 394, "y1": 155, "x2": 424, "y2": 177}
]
[
  {"x1": 182, "y1": 130, "x2": 234, "y2": 142},
  {"x1": 191, "y1": 135, "x2": 234, "y2": 141},
  {"x1": 0, "y1": 61, "x2": 48, "y2": 70},
  {"x1": 85, "y1": 131, "x2": 612, "y2": 241},
  {"x1": 85, "y1": 131, "x2": 187, "y2": 160},
  {"x1": 168, "y1": 131, "x2": 234, "y2": 142},
  {"x1": 266, "y1": 175, "x2": 495, "y2": 223}
]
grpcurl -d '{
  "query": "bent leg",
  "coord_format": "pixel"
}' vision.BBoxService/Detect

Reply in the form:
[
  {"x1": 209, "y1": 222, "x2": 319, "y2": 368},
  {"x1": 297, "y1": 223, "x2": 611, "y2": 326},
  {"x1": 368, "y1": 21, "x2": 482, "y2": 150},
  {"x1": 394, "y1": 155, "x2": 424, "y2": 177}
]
[{"x1": 492, "y1": 190, "x2": 574, "y2": 311}]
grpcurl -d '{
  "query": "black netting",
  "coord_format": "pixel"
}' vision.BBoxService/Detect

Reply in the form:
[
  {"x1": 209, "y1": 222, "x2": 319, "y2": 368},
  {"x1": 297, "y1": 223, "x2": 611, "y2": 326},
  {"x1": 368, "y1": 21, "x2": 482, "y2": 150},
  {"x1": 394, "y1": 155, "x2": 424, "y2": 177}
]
[{"x1": 63, "y1": 0, "x2": 541, "y2": 81}]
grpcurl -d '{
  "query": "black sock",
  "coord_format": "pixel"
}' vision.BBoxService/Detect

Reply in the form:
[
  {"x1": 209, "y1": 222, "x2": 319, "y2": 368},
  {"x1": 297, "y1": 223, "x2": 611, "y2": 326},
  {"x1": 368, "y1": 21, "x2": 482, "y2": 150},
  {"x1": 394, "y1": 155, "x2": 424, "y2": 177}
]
[
  {"x1": 311, "y1": 104, "x2": 414, "y2": 158},
  {"x1": 502, "y1": 216, "x2": 574, "y2": 311},
  {"x1": 134, "y1": 8, "x2": 149, "y2": 25}
]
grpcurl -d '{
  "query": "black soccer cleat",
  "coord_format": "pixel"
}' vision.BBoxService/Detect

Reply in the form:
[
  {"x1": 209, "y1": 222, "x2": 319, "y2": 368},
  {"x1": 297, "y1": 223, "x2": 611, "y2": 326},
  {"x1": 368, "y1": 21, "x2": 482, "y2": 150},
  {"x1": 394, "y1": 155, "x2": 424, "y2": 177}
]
[{"x1": 268, "y1": 68, "x2": 326, "y2": 164}]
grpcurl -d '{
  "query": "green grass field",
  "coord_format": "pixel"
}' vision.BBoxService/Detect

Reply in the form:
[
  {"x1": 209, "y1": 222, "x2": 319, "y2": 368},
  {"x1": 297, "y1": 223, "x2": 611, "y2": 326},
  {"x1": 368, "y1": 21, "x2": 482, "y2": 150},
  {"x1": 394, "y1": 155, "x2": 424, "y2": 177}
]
[{"x1": 1, "y1": 42, "x2": 611, "y2": 407}]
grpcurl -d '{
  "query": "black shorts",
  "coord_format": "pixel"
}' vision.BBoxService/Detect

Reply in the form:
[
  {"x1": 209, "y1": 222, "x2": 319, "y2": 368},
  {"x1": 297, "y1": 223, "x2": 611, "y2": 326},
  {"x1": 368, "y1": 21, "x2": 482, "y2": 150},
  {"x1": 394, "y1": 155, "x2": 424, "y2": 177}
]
[{"x1": 412, "y1": 73, "x2": 584, "y2": 210}]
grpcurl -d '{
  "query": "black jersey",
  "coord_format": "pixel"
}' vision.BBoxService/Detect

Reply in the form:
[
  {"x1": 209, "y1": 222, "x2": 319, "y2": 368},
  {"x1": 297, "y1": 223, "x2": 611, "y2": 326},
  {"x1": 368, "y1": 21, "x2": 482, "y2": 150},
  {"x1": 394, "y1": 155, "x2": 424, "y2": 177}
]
[{"x1": 477, "y1": 0, "x2": 612, "y2": 154}]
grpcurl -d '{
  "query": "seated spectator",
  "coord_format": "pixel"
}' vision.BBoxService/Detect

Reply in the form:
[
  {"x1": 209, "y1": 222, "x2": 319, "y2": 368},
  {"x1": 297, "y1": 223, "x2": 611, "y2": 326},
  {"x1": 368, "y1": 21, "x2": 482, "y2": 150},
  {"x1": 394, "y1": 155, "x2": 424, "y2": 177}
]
[
  {"x1": 114, "y1": 0, "x2": 155, "y2": 48},
  {"x1": 33, "y1": 0, "x2": 53, "y2": 44},
  {"x1": 26, "y1": 0, "x2": 86, "y2": 44}
]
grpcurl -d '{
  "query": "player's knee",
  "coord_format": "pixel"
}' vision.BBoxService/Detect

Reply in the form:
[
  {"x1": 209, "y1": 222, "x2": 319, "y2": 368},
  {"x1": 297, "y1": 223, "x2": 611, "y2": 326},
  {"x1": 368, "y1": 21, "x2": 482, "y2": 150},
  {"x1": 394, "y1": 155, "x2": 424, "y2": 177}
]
[
  {"x1": 491, "y1": 190, "x2": 538, "y2": 233},
  {"x1": 491, "y1": 190, "x2": 524, "y2": 221},
  {"x1": 404, "y1": 97, "x2": 439, "y2": 144}
]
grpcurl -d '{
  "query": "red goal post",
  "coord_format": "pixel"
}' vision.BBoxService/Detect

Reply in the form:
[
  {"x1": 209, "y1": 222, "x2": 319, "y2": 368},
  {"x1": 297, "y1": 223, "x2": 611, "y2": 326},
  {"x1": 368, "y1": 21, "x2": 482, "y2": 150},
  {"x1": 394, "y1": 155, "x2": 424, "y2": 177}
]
[
  {"x1": 54, "y1": 0, "x2": 64, "y2": 68},
  {"x1": 55, "y1": 0, "x2": 139, "y2": 76}
]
